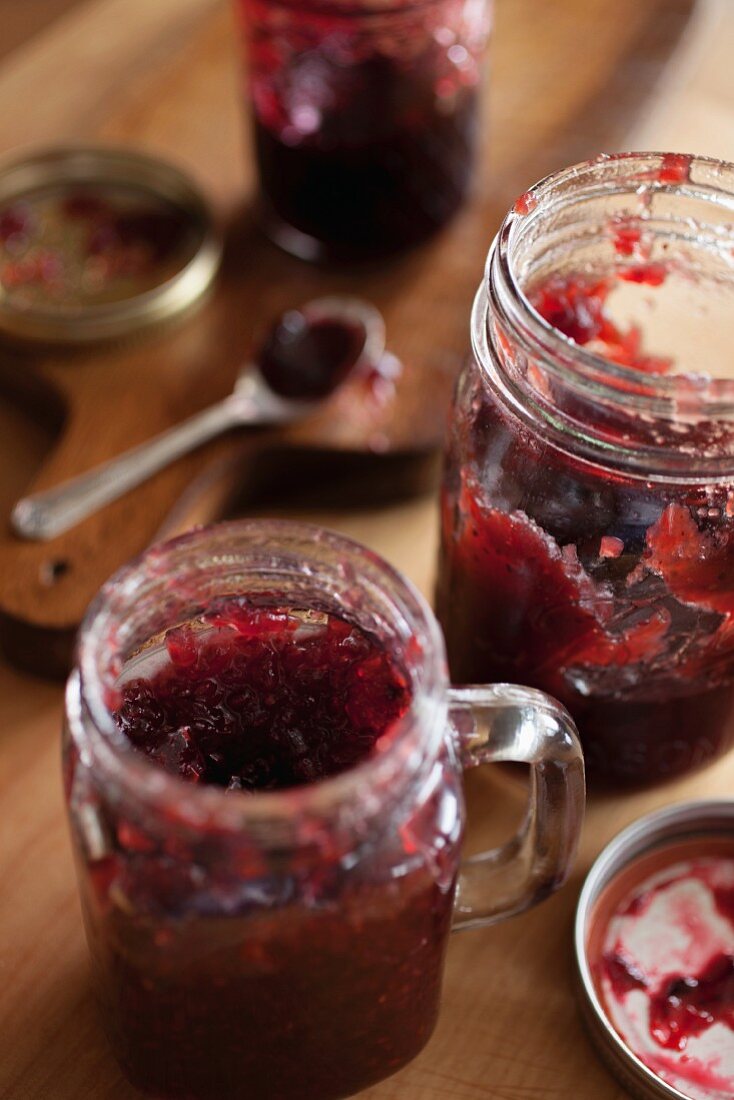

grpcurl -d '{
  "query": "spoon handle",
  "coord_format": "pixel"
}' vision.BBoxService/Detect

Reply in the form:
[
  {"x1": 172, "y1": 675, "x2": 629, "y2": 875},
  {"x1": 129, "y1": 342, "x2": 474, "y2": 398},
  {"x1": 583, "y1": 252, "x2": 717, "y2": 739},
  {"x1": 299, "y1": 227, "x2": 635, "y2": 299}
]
[{"x1": 12, "y1": 395, "x2": 246, "y2": 541}]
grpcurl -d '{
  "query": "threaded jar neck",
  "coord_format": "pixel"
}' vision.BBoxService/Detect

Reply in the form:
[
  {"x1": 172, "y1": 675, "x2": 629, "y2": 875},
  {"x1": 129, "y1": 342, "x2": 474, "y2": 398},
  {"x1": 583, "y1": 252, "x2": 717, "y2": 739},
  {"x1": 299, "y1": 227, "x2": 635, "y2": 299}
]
[{"x1": 477, "y1": 152, "x2": 734, "y2": 482}]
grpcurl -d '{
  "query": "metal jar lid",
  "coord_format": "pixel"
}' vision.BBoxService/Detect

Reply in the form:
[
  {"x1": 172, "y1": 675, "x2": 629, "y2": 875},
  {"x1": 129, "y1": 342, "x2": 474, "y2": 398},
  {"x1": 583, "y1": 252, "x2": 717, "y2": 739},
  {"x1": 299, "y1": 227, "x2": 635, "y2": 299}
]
[
  {"x1": 574, "y1": 800, "x2": 734, "y2": 1100},
  {"x1": 0, "y1": 145, "x2": 221, "y2": 344}
]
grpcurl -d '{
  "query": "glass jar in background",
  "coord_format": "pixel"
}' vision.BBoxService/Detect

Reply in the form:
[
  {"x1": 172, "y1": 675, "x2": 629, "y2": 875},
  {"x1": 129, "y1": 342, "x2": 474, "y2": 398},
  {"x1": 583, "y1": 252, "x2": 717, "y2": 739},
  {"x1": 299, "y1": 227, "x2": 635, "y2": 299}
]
[
  {"x1": 64, "y1": 520, "x2": 583, "y2": 1100},
  {"x1": 235, "y1": 0, "x2": 492, "y2": 261},
  {"x1": 438, "y1": 153, "x2": 734, "y2": 789}
]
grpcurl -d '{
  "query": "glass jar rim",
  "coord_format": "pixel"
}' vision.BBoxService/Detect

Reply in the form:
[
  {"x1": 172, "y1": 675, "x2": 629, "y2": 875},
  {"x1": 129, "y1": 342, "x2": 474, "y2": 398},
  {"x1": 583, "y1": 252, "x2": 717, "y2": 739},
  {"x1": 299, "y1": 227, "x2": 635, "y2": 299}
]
[
  {"x1": 70, "y1": 519, "x2": 448, "y2": 837},
  {"x1": 486, "y1": 151, "x2": 734, "y2": 421}
]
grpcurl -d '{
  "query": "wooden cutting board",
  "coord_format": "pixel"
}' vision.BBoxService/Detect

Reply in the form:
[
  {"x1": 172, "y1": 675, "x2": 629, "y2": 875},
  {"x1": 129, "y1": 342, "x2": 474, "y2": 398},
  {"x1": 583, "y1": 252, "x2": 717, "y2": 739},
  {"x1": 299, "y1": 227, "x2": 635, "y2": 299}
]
[{"x1": 0, "y1": 0, "x2": 695, "y2": 676}]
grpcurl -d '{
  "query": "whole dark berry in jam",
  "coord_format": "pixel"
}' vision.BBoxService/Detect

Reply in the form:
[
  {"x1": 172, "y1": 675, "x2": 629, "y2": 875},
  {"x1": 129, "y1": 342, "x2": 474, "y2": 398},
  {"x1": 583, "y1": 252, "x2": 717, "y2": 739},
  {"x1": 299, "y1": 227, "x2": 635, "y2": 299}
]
[
  {"x1": 114, "y1": 602, "x2": 411, "y2": 792},
  {"x1": 258, "y1": 310, "x2": 367, "y2": 399}
]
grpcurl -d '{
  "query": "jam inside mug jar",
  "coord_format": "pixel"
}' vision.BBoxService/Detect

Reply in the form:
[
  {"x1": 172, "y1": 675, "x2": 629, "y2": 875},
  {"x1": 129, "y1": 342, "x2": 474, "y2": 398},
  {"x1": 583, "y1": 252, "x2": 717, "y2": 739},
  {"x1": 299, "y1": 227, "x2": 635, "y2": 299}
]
[
  {"x1": 64, "y1": 520, "x2": 583, "y2": 1100},
  {"x1": 437, "y1": 153, "x2": 734, "y2": 788},
  {"x1": 235, "y1": 0, "x2": 491, "y2": 261}
]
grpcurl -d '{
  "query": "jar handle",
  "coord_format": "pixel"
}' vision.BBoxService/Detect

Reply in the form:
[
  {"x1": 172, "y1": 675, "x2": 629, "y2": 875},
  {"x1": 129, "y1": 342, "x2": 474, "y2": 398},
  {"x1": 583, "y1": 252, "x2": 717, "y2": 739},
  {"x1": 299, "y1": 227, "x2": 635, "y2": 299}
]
[{"x1": 448, "y1": 684, "x2": 585, "y2": 931}]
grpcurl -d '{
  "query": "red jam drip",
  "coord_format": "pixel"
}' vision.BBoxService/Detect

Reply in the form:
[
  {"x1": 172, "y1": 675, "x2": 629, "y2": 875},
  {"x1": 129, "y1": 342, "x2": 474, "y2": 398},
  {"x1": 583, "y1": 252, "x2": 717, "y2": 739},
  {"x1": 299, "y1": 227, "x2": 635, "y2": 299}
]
[
  {"x1": 114, "y1": 602, "x2": 411, "y2": 792},
  {"x1": 513, "y1": 190, "x2": 537, "y2": 217},
  {"x1": 258, "y1": 311, "x2": 366, "y2": 399},
  {"x1": 602, "y1": 950, "x2": 734, "y2": 1052},
  {"x1": 658, "y1": 152, "x2": 693, "y2": 184}
]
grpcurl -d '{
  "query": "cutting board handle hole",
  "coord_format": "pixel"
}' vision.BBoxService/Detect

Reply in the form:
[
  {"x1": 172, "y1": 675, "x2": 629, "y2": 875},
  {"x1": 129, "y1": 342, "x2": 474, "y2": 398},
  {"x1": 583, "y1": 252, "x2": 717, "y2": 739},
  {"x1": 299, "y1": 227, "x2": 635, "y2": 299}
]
[{"x1": 40, "y1": 558, "x2": 70, "y2": 586}]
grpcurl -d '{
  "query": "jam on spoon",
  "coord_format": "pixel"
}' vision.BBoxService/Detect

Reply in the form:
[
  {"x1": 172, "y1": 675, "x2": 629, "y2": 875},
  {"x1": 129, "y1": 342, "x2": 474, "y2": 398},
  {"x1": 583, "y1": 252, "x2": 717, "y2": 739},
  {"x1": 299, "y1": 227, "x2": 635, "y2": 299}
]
[
  {"x1": 257, "y1": 301, "x2": 378, "y2": 399},
  {"x1": 12, "y1": 295, "x2": 386, "y2": 540}
]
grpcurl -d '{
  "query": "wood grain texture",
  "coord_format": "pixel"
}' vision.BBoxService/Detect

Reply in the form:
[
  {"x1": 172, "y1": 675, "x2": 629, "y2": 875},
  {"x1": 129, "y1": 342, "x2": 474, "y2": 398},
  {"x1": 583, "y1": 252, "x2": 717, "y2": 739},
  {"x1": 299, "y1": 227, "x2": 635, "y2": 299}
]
[{"x1": 5, "y1": 1, "x2": 734, "y2": 1099}]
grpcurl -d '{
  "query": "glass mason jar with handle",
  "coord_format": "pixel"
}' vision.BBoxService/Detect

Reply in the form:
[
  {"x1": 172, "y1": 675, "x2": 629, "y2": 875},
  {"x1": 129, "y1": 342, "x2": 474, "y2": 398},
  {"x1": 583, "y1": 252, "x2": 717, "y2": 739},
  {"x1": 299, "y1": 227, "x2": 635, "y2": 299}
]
[
  {"x1": 234, "y1": 0, "x2": 492, "y2": 261},
  {"x1": 64, "y1": 519, "x2": 583, "y2": 1100},
  {"x1": 438, "y1": 152, "x2": 734, "y2": 789}
]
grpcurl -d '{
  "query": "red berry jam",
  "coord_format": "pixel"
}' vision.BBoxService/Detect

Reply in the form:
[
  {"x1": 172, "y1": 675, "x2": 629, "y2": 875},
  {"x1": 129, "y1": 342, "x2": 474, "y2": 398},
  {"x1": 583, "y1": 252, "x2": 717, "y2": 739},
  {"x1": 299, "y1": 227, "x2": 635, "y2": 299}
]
[
  {"x1": 73, "y1": 600, "x2": 460, "y2": 1099},
  {"x1": 0, "y1": 185, "x2": 192, "y2": 310},
  {"x1": 237, "y1": 0, "x2": 486, "y2": 259},
  {"x1": 439, "y1": 260, "x2": 734, "y2": 786},
  {"x1": 594, "y1": 844, "x2": 734, "y2": 1099},
  {"x1": 114, "y1": 602, "x2": 411, "y2": 791}
]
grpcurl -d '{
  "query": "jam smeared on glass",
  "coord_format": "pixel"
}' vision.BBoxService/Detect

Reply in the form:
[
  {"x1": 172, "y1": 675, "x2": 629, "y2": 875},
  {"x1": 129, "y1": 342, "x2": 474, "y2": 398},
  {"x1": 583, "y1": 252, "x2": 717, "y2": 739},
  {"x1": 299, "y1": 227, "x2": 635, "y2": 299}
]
[
  {"x1": 114, "y1": 602, "x2": 411, "y2": 791},
  {"x1": 238, "y1": 0, "x2": 485, "y2": 259},
  {"x1": 258, "y1": 311, "x2": 367, "y2": 399},
  {"x1": 75, "y1": 598, "x2": 458, "y2": 1100},
  {"x1": 0, "y1": 185, "x2": 192, "y2": 309},
  {"x1": 530, "y1": 271, "x2": 672, "y2": 372},
  {"x1": 439, "y1": 258, "x2": 734, "y2": 786},
  {"x1": 596, "y1": 853, "x2": 734, "y2": 1098}
]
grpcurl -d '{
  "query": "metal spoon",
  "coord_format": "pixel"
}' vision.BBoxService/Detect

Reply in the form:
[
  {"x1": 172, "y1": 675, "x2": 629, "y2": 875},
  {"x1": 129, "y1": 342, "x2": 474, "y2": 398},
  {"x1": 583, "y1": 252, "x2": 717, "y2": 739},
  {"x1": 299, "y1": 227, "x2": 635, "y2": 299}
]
[{"x1": 12, "y1": 296, "x2": 385, "y2": 541}]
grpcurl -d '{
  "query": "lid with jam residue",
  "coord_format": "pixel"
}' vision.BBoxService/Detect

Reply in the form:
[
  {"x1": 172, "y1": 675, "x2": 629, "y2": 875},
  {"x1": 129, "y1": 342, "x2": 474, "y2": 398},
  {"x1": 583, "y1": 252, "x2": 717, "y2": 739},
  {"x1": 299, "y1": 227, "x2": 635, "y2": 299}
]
[
  {"x1": 0, "y1": 146, "x2": 221, "y2": 344},
  {"x1": 575, "y1": 801, "x2": 734, "y2": 1100}
]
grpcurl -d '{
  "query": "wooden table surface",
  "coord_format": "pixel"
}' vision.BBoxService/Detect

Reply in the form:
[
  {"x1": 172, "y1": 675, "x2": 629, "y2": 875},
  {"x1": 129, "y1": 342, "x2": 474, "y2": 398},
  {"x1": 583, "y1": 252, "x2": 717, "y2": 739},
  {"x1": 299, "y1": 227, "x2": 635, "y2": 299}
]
[{"x1": 2, "y1": 2, "x2": 734, "y2": 1098}]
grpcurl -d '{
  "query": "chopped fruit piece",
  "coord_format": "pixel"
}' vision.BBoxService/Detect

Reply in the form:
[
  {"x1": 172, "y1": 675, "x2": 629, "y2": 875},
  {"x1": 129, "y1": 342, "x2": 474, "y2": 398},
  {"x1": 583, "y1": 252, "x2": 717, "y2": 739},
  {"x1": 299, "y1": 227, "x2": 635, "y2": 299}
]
[
  {"x1": 646, "y1": 503, "x2": 734, "y2": 615},
  {"x1": 599, "y1": 536, "x2": 624, "y2": 559}
]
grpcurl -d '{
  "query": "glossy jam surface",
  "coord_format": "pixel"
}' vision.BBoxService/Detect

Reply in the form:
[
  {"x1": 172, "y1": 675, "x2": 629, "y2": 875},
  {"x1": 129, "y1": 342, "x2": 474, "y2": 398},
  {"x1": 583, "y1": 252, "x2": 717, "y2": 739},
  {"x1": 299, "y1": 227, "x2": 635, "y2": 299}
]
[
  {"x1": 594, "y1": 845, "x2": 734, "y2": 1099},
  {"x1": 115, "y1": 603, "x2": 411, "y2": 791},
  {"x1": 258, "y1": 311, "x2": 366, "y2": 399},
  {"x1": 70, "y1": 600, "x2": 461, "y2": 1100},
  {"x1": 0, "y1": 185, "x2": 194, "y2": 309},
  {"x1": 439, "y1": 262, "x2": 734, "y2": 786},
  {"x1": 237, "y1": 0, "x2": 485, "y2": 259}
]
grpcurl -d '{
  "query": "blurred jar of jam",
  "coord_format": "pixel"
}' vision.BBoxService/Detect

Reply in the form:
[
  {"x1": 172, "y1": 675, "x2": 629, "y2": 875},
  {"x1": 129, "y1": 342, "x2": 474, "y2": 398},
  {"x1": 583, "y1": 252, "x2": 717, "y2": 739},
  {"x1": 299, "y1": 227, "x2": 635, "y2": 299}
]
[
  {"x1": 437, "y1": 152, "x2": 734, "y2": 788},
  {"x1": 235, "y1": 0, "x2": 491, "y2": 261}
]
